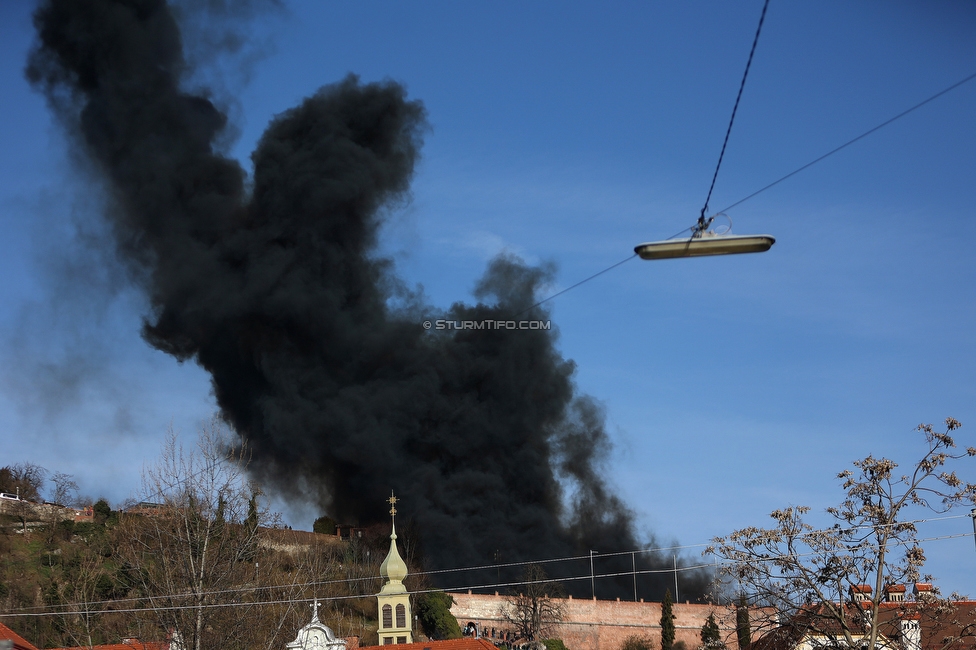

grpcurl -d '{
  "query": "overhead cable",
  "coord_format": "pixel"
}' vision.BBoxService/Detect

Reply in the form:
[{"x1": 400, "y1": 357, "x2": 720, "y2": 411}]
[
  {"x1": 700, "y1": 0, "x2": 771, "y2": 220},
  {"x1": 4, "y1": 513, "x2": 972, "y2": 617},
  {"x1": 715, "y1": 69, "x2": 976, "y2": 214}
]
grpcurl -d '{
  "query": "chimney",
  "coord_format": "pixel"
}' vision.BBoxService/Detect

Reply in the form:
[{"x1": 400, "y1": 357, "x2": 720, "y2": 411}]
[
  {"x1": 913, "y1": 583, "x2": 934, "y2": 601},
  {"x1": 885, "y1": 584, "x2": 907, "y2": 603},
  {"x1": 850, "y1": 585, "x2": 872, "y2": 603}
]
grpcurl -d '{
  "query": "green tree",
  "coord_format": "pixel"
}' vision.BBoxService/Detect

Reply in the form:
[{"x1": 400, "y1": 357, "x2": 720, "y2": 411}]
[
  {"x1": 415, "y1": 591, "x2": 462, "y2": 640},
  {"x1": 699, "y1": 613, "x2": 723, "y2": 650},
  {"x1": 660, "y1": 589, "x2": 675, "y2": 650},
  {"x1": 313, "y1": 515, "x2": 337, "y2": 535},
  {"x1": 92, "y1": 499, "x2": 112, "y2": 525},
  {"x1": 735, "y1": 595, "x2": 750, "y2": 650}
]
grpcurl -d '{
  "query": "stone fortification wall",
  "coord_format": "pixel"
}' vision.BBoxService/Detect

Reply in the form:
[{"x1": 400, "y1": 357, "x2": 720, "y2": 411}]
[
  {"x1": 450, "y1": 592, "x2": 759, "y2": 650},
  {"x1": 0, "y1": 499, "x2": 77, "y2": 521}
]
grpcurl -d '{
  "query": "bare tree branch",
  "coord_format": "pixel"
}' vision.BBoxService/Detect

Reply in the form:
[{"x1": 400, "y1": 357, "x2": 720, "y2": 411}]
[{"x1": 706, "y1": 418, "x2": 976, "y2": 650}]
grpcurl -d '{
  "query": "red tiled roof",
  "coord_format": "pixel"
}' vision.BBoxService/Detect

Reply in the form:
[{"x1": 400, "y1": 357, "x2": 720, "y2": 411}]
[
  {"x1": 364, "y1": 638, "x2": 498, "y2": 650},
  {"x1": 0, "y1": 622, "x2": 40, "y2": 650},
  {"x1": 55, "y1": 641, "x2": 167, "y2": 650},
  {"x1": 750, "y1": 601, "x2": 976, "y2": 650}
]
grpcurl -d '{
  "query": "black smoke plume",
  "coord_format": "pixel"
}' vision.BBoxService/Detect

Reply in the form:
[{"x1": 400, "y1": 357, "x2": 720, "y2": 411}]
[{"x1": 27, "y1": 0, "x2": 708, "y2": 598}]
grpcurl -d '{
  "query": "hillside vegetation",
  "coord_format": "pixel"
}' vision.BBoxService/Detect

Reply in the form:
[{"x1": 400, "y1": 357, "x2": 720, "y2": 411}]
[
  {"x1": 0, "y1": 427, "x2": 435, "y2": 650},
  {"x1": 0, "y1": 505, "x2": 416, "y2": 649}
]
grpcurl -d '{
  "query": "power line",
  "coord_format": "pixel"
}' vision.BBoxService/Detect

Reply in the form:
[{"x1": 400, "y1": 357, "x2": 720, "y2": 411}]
[
  {"x1": 4, "y1": 513, "x2": 971, "y2": 617},
  {"x1": 700, "y1": 0, "x2": 771, "y2": 220},
  {"x1": 511, "y1": 0, "x2": 774, "y2": 316},
  {"x1": 517, "y1": 69, "x2": 976, "y2": 312},
  {"x1": 2, "y1": 542, "x2": 711, "y2": 615},
  {"x1": 11, "y1": 514, "x2": 972, "y2": 614},
  {"x1": 714, "y1": 69, "x2": 976, "y2": 214},
  {"x1": 4, "y1": 529, "x2": 972, "y2": 620},
  {"x1": 0, "y1": 562, "x2": 721, "y2": 619},
  {"x1": 514, "y1": 253, "x2": 637, "y2": 317}
]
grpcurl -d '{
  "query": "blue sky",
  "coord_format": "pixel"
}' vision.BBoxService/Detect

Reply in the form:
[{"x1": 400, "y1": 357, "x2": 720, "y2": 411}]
[{"x1": 1, "y1": 1, "x2": 975, "y2": 595}]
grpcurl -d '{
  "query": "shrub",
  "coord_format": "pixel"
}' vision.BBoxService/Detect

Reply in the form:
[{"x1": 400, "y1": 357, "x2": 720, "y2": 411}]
[{"x1": 621, "y1": 636, "x2": 654, "y2": 650}]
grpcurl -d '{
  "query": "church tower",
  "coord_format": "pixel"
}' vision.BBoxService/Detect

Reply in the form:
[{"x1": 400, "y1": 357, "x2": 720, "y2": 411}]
[{"x1": 377, "y1": 492, "x2": 412, "y2": 645}]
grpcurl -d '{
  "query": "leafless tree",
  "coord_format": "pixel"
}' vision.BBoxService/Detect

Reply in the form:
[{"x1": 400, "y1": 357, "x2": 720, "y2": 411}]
[
  {"x1": 505, "y1": 564, "x2": 565, "y2": 642},
  {"x1": 0, "y1": 462, "x2": 47, "y2": 501},
  {"x1": 53, "y1": 547, "x2": 110, "y2": 649},
  {"x1": 41, "y1": 471, "x2": 80, "y2": 538},
  {"x1": 0, "y1": 462, "x2": 47, "y2": 535},
  {"x1": 118, "y1": 418, "x2": 277, "y2": 650},
  {"x1": 50, "y1": 472, "x2": 79, "y2": 507},
  {"x1": 707, "y1": 418, "x2": 976, "y2": 650},
  {"x1": 255, "y1": 534, "x2": 353, "y2": 646}
]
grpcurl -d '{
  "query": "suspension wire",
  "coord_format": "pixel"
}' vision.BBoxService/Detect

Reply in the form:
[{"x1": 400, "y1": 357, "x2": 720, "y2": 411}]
[
  {"x1": 5, "y1": 526, "x2": 975, "y2": 620},
  {"x1": 513, "y1": 253, "x2": 637, "y2": 317},
  {"x1": 0, "y1": 563, "x2": 721, "y2": 619},
  {"x1": 9, "y1": 538, "x2": 706, "y2": 615},
  {"x1": 513, "y1": 68, "x2": 976, "y2": 314},
  {"x1": 513, "y1": 2, "x2": 773, "y2": 315},
  {"x1": 6, "y1": 513, "x2": 972, "y2": 617},
  {"x1": 714, "y1": 69, "x2": 976, "y2": 215},
  {"x1": 700, "y1": 0, "x2": 771, "y2": 221}
]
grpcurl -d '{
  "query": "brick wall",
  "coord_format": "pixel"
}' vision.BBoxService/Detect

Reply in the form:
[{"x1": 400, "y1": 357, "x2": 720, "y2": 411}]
[{"x1": 450, "y1": 592, "x2": 762, "y2": 650}]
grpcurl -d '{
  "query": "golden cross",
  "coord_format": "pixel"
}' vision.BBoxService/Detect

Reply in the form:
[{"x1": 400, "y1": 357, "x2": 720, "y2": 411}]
[{"x1": 388, "y1": 491, "x2": 398, "y2": 517}]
